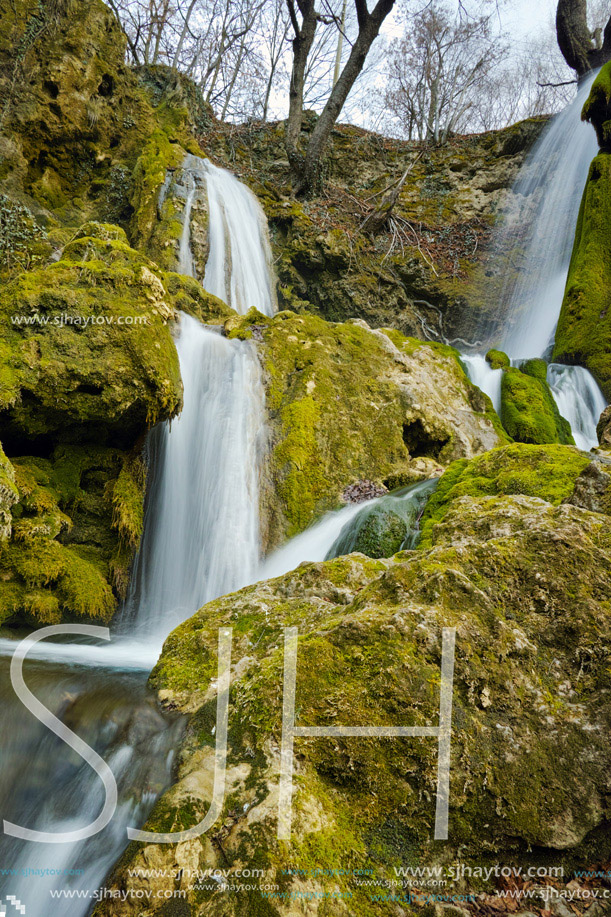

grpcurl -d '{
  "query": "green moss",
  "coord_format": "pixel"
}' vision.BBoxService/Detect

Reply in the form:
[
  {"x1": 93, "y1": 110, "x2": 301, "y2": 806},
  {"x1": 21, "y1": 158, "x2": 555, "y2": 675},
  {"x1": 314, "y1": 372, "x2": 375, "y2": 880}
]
[
  {"x1": 163, "y1": 272, "x2": 233, "y2": 323},
  {"x1": 0, "y1": 232, "x2": 182, "y2": 444},
  {"x1": 582, "y1": 61, "x2": 611, "y2": 149},
  {"x1": 257, "y1": 311, "x2": 500, "y2": 546},
  {"x1": 485, "y1": 348, "x2": 510, "y2": 370},
  {"x1": 418, "y1": 443, "x2": 590, "y2": 548},
  {"x1": 554, "y1": 153, "x2": 611, "y2": 399},
  {"x1": 112, "y1": 456, "x2": 145, "y2": 549},
  {"x1": 500, "y1": 364, "x2": 574, "y2": 445}
]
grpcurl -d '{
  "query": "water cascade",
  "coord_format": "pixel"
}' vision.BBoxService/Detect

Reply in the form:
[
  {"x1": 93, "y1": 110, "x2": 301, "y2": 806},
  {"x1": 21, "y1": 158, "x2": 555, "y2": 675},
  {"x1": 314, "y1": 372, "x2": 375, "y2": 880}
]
[
  {"x1": 0, "y1": 155, "x2": 276, "y2": 914},
  {"x1": 260, "y1": 479, "x2": 438, "y2": 580},
  {"x1": 462, "y1": 72, "x2": 607, "y2": 450}
]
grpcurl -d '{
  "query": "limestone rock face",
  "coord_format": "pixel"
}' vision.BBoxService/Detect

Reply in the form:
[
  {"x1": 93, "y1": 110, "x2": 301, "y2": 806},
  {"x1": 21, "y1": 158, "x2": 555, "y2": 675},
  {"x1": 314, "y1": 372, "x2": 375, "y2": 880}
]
[
  {"x1": 597, "y1": 404, "x2": 611, "y2": 446},
  {"x1": 97, "y1": 447, "x2": 611, "y2": 915},
  {"x1": 227, "y1": 310, "x2": 504, "y2": 548}
]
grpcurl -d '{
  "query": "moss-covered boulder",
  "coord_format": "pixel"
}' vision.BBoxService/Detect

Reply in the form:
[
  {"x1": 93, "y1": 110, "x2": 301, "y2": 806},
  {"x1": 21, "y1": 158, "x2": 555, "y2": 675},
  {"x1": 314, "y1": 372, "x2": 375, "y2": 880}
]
[
  {"x1": 500, "y1": 360, "x2": 574, "y2": 445},
  {"x1": 229, "y1": 309, "x2": 504, "y2": 547},
  {"x1": 554, "y1": 153, "x2": 611, "y2": 399},
  {"x1": 485, "y1": 347, "x2": 510, "y2": 369},
  {"x1": 0, "y1": 229, "x2": 182, "y2": 450},
  {"x1": 582, "y1": 61, "x2": 611, "y2": 151},
  {"x1": 418, "y1": 442, "x2": 590, "y2": 547},
  {"x1": 98, "y1": 479, "x2": 611, "y2": 915}
]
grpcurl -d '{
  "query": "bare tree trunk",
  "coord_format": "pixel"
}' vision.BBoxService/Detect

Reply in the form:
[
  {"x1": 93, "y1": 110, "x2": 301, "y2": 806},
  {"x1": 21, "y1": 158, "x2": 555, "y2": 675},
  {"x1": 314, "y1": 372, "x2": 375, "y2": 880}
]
[
  {"x1": 171, "y1": 0, "x2": 199, "y2": 69},
  {"x1": 292, "y1": 0, "x2": 396, "y2": 195},
  {"x1": 285, "y1": 0, "x2": 318, "y2": 174},
  {"x1": 557, "y1": 0, "x2": 611, "y2": 76}
]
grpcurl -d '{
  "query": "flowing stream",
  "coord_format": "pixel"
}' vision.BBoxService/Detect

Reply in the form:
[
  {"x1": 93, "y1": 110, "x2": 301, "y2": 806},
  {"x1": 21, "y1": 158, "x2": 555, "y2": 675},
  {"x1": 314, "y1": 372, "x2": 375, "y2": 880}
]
[
  {"x1": 0, "y1": 155, "x2": 275, "y2": 915},
  {"x1": 462, "y1": 72, "x2": 607, "y2": 450}
]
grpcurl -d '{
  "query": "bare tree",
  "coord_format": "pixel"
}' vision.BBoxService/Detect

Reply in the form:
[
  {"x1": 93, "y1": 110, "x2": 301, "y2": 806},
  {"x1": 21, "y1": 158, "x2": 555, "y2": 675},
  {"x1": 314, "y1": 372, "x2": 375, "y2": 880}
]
[
  {"x1": 556, "y1": 0, "x2": 611, "y2": 76},
  {"x1": 285, "y1": 0, "x2": 396, "y2": 194},
  {"x1": 384, "y1": 2, "x2": 503, "y2": 143}
]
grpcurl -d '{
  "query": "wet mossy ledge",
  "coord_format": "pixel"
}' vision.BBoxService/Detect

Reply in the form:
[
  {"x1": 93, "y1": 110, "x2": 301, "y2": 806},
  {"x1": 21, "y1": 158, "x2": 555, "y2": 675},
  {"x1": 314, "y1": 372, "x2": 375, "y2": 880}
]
[
  {"x1": 227, "y1": 308, "x2": 504, "y2": 549},
  {"x1": 554, "y1": 152, "x2": 611, "y2": 399},
  {"x1": 101, "y1": 444, "x2": 611, "y2": 914}
]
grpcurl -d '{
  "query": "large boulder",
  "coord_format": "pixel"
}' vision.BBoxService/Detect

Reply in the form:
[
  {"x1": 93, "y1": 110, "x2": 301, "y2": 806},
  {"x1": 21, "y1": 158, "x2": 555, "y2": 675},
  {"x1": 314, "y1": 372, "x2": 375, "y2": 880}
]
[
  {"x1": 97, "y1": 447, "x2": 611, "y2": 915},
  {"x1": 228, "y1": 309, "x2": 505, "y2": 548}
]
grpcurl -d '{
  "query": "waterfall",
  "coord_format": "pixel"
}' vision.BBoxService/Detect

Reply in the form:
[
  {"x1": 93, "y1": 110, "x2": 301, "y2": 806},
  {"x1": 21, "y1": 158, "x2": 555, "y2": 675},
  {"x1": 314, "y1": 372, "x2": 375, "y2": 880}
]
[
  {"x1": 498, "y1": 73, "x2": 598, "y2": 359},
  {"x1": 0, "y1": 154, "x2": 276, "y2": 915},
  {"x1": 547, "y1": 364, "x2": 606, "y2": 451},
  {"x1": 463, "y1": 72, "x2": 607, "y2": 447},
  {"x1": 124, "y1": 154, "x2": 273, "y2": 641},
  {"x1": 124, "y1": 316, "x2": 265, "y2": 640},
  {"x1": 460, "y1": 354, "x2": 502, "y2": 415},
  {"x1": 260, "y1": 480, "x2": 438, "y2": 580}
]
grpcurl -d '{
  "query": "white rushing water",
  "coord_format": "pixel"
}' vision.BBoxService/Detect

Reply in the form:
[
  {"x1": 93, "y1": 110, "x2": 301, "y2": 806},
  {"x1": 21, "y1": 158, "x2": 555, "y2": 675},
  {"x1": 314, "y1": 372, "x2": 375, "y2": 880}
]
[
  {"x1": 460, "y1": 354, "x2": 502, "y2": 414},
  {"x1": 260, "y1": 480, "x2": 438, "y2": 580},
  {"x1": 547, "y1": 363, "x2": 607, "y2": 451},
  {"x1": 124, "y1": 154, "x2": 274, "y2": 641},
  {"x1": 499, "y1": 72, "x2": 598, "y2": 359},
  {"x1": 462, "y1": 72, "x2": 607, "y2": 447}
]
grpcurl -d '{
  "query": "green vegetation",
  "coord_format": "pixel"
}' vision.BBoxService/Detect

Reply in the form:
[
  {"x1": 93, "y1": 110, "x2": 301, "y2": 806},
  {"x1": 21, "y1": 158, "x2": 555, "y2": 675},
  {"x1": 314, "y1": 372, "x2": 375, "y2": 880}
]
[
  {"x1": 582, "y1": 61, "x2": 611, "y2": 149},
  {"x1": 500, "y1": 360, "x2": 574, "y2": 445},
  {"x1": 418, "y1": 442, "x2": 589, "y2": 547},
  {"x1": 485, "y1": 347, "x2": 510, "y2": 369},
  {"x1": 228, "y1": 308, "x2": 500, "y2": 547},
  {"x1": 554, "y1": 153, "x2": 611, "y2": 399}
]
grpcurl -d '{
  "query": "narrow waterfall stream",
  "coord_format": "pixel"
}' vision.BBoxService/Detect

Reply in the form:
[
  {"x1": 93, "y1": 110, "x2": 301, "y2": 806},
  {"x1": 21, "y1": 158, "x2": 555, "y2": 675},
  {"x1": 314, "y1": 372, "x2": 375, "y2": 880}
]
[
  {"x1": 0, "y1": 155, "x2": 275, "y2": 915},
  {"x1": 462, "y1": 72, "x2": 607, "y2": 450}
]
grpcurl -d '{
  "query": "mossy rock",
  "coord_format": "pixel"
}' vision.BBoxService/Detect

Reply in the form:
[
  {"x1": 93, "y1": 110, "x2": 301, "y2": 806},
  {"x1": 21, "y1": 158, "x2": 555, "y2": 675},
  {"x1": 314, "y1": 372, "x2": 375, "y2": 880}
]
[
  {"x1": 163, "y1": 271, "x2": 232, "y2": 324},
  {"x1": 485, "y1": 347, "x2": 510, "y2": 369},
  {"x1": 553, "y1": 153, "x2": 611, "y2": 399},
  {"x1": 105, "y1": 489, "x2": 611, "y2": 913},
  {"x1": 340, "y1": 506, "x2": 407, "y2": 559},
  {"x1": 0, "y1": 443, "x2": 145, "y2": 626},
  {"x1": 0, "y1": 231, "x2": 182, "y2": 449},
  {"x1": 249, "y1": 310, "x2": 502, "y2": 548},
  {"x1": 582, "y1": 61, "x2": 611, "y2": 150},
  {"x1": 418, "y1": 442, "x2": 590, "y2": 548},
  {"x1": 500, "y1": 362, "x2": 574, "y2": 445}
]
